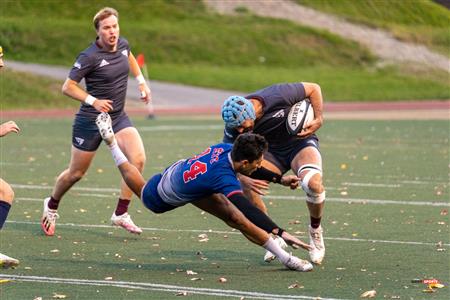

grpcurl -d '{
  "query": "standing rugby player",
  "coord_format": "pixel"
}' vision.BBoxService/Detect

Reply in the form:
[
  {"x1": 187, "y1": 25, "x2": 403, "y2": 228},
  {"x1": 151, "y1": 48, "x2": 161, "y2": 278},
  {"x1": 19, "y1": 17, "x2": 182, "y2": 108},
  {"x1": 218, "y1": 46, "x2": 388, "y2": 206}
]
[
  {"x1": 0, "y1": 45, "x2": 21, "y2": 268},
  {"x1": 41, "y1": 7, "x2": 151, "y2": 236},
  {"x1": 221, "y1": 82, "x2": 326, "y2": 265}
]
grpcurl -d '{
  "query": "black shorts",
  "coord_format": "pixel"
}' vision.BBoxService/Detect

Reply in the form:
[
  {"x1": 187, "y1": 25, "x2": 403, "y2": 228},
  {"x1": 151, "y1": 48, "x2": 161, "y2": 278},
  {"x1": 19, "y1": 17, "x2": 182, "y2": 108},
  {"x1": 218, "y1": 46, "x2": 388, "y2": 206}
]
[
  {"x1": 72, "y1": 112, "x2": 133, "y2": 151},
  {"x1": 264, "y1": 135, "x2": 320, "y2": 174}
]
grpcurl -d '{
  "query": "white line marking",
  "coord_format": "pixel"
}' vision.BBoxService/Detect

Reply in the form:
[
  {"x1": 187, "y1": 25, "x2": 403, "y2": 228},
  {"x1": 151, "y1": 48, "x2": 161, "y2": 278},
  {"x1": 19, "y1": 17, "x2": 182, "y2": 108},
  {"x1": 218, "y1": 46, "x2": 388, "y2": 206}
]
[
  {"x1": 0, "y1": 274, "x2": 344, "y2": 300},
  {"x1": 341, "y1": 182, "x2": 401, "y2": 188},
  {"x1": 139, "y1": 125, "x2": 223, "y2": 132},
  {"x1": 12, "y1": 184, "x2": 448, "y2": 207},
  {"x1": 265, "y1": 195, "x2": 450, "y2": 207},
  {"x1": 7, "y1": 220, "x2": 449, "y2": 247}
]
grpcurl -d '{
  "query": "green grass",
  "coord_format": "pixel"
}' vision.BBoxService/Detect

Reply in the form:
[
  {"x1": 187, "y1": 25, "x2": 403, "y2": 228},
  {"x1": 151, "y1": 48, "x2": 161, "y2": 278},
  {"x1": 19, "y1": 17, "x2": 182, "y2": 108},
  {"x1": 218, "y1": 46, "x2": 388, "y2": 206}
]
[
  {"x1": 0, "y1": 116, "x2": 448, "y2": 299},
  {"x1": 1, "y1": 0, "x2": 449, "y2": 103},
  {"x1": 297, "y1": 0, "x2": 450, "y2": 56},
  {"x1": 0, "y1": 69, "x2": 79, "y2": 110}
]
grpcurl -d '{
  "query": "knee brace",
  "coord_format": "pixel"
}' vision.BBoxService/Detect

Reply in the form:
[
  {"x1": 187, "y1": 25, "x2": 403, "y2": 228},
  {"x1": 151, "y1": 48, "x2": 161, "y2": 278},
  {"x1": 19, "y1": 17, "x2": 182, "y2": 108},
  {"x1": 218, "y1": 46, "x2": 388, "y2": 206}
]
[{"x1": 298, "y1": 164, "x2": 325, "y2": 204}]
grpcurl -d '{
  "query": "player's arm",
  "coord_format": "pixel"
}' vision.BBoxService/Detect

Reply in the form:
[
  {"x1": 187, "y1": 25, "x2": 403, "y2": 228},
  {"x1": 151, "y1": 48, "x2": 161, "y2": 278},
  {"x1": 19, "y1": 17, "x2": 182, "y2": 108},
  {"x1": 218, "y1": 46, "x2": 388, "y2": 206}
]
[
  {"x1": 62, "y1": 78, "x2": 113, "y2": 112},
  {"x1": 129, "y1": 51, "x2": 151, "y2": 103},
  {"x1": 249, "y1": 167, "x2": 300, "y2": 190},
  {"x1": 0, "y1": 121, "x2": 20, "y2": 137},
  {"x1": 300, "y1": 82, "x2": 324, "y2": 137},
  {"x1": 228, "y1": 193, "x2": 310, "y2": 250}
]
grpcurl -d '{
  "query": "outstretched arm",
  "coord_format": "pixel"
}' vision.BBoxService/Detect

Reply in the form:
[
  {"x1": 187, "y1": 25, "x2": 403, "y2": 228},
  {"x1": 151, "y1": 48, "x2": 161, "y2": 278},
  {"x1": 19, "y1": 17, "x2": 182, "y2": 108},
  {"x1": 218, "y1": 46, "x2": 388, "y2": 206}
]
[{"x1": 0, "y1": 121, "x2": 20, "y2": 137}]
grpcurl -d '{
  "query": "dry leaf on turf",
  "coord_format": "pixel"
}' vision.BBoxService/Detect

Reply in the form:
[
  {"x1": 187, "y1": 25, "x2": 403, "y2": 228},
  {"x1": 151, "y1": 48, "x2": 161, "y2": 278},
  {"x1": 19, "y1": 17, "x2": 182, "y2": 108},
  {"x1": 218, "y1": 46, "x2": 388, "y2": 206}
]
[
  {"x1": 176, "y1": 291, "x2": 188, "y2": 296},
  {"x1": 186, "y1": 270, "x2": 197, "y2": 275},
  {"x1": 360, "y1": 290, "x2": 377, "y2": 298},
  {"x1": 52, "y1": 293, "x2": 67, "y2": 299},
  {"x1": 218, "y1": 277, "x2": 227, "y2": 283}
]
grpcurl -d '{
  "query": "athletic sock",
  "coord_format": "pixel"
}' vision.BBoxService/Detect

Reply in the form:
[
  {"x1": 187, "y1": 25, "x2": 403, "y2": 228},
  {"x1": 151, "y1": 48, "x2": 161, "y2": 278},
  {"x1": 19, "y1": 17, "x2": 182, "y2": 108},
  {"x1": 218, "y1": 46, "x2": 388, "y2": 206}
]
[
  {"x1": 0, "y1": 200, "x2": 11, "y2": 229},
  {"x1": 263, "y1": 237, "x2": 290, "y2": 264},
  {"x1": 48, "y1": 196, "x2": 60, "y2": 210},
  {"x1": 115, "y1": 198, "x2": 130, "y2": 216},
  {"x1": 108, "y1": 143, "x2": 128, "y2": 166},
  {"x1": 310, "y1": 216, "x2": 321, "y2": 229}
]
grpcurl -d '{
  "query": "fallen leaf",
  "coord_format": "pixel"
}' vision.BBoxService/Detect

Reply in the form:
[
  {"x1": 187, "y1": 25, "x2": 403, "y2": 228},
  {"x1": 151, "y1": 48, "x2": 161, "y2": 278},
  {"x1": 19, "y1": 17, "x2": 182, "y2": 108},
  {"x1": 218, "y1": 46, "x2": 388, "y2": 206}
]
[
  {"x1": 190, "y1": 277, "x2": 203, "y2": 281},
  {"x1": 52, "y1": 293, "x2": 67, "y2": 299},
  {"x1": 288, "y1": 283, "x2": 304, "y2": 289},
  {"x1": 340, "y1": 163, "x2": 347, "y2": 170},
  {"x1": 199, "y1": 238, "x2": 209, "y2": 242},
  {"x1": 422, "y1": 288, "x2": 435, "y2": 293},
  {"x1": 440, "y1": 209, "x2": 448, "y2": 216},
  {"x1": 175, "y1": 291, "x2": 188, "y2": 296},
  {"x1": 0, "y1": 279, "x2": 11, "y2": 284},
  {"x1": 218, "y1": 277, "x2": 227, "y2": 283},
  {"x1": 104, "y1": 277, "x2": 113, "y2": 280},
  {"x1": 33, "y1": 298, "x2": 42, "y2": 300},
  {"x1": 50, "y1": 249, "x2": 60, "y2": 253},
  {"x1": 186, "y1": 270, "x2": 197, "y2": 275},
  {"x1": 360, "y1": 290, "x2": 376, "y2": 298}
]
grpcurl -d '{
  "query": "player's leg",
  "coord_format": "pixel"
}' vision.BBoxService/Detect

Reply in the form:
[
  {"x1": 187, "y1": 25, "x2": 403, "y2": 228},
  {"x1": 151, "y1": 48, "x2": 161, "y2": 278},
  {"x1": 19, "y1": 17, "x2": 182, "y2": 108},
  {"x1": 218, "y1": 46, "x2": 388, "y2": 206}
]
[
  {"x1": 192, "y1": 194, "x2": 312, "y2": 271},
  {"x1": 112, "y1": 126, "x2": 146, "y2": 234},
  {"x1": 291, "y1": 146, "x2": 326, "y2": 264},
  {"x1": 0, "y1": 178, "x2": 20, "y2": 268},
  {"x1": 41, "y1": 146, "x2": 96, "y2": 236}
]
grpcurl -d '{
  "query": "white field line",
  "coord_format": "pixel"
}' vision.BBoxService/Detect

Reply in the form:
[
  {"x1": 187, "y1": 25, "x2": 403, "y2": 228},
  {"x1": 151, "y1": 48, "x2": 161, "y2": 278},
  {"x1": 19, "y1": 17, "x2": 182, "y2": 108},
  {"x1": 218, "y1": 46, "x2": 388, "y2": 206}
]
[
  {"x1": 0, "y1": 274, "x2": 344, "y2": 300},
  {"x1": 139, "y1": 125, "x2": 223, "y2": 131},
  {"x1": 7, "y1": 220, "x2": 450, "y2": 247},
  {"x1": 13, "y1": 183, "x2": 449, "y2": 207}
]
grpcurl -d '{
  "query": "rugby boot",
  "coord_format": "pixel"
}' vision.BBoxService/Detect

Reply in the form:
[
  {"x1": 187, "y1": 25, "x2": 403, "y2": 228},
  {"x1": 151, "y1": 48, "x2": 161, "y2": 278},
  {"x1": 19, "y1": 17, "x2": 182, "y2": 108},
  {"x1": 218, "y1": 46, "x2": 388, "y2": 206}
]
[
  {"x1": 41, "y1": 197, "x2": 59, "y2": 236},
  {"x1": 308, "y1": 225, "x2": 325, "y2": 264},
  {"x1": 111, "y1": 212, "x2": 142, "y2": 234}
]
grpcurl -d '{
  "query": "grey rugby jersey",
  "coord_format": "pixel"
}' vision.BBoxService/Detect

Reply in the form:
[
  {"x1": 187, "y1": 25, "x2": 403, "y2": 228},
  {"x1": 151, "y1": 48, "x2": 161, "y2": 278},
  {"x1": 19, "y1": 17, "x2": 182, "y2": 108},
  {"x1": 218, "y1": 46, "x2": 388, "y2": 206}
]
[
  {"x1": 223, "y1": 83, "x2": 306, "y2": 144},
  {"x1": 69, "y1": 37, "x2": 130, "y2": 117}
]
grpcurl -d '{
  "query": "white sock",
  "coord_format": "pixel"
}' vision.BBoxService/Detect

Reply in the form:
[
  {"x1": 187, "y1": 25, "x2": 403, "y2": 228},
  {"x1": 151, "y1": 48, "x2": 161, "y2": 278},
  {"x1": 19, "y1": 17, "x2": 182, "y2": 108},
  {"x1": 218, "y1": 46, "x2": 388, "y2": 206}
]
[
  {"x1": 109, "y1": 143, "x2": 128, "y2": 166},
  {"x1": 263, "y1": 237, "x2": 290, "y2": 264}
]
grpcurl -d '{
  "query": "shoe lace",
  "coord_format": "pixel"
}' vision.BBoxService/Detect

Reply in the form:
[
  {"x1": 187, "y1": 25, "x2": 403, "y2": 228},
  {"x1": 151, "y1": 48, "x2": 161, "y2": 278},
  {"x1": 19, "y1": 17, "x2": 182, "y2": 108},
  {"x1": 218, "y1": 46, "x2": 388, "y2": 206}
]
[
  {"x1": 310, "y1": 229, "x2": 324, "y2": 249},
  {"x1": 46, "y1": 210, "x2": 59, "y2": 223}
]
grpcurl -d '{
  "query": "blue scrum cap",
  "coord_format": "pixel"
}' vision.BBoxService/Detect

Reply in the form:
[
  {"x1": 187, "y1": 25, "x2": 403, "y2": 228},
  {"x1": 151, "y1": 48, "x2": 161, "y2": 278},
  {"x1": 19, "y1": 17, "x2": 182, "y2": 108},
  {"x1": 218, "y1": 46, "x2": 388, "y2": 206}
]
[{"x1": 221, "y1": 96, "x2": 256, "y2": 128}]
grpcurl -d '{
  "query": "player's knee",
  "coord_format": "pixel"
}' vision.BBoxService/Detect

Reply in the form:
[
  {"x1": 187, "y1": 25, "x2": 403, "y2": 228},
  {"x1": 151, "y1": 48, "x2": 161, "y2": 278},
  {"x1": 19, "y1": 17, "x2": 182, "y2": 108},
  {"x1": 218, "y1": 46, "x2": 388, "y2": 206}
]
[
  {"x1": 298, "y1": 164, "x2": 325, "y2": 204},
  {"x1": 69, "y1": 170, "x2": 86, "y2": 183},
  {"x1": 0, "y1": 181, "x2": 14, "y2": 203},
  {"x1": 131, "y1": 153, "x2": 146, "y2": 172}
]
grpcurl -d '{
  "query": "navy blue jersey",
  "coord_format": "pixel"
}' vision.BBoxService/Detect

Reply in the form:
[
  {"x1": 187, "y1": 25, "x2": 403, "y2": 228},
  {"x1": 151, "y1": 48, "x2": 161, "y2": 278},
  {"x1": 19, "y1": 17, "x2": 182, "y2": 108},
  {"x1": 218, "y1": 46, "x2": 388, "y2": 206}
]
[
  {"x1": 69, "y1": 37, "x2": 130, "y2": 117},
  {"x1": 157, "y1": 143, "x2": 242, "y2": 207},
  {"x1": 223, "y1": 83, "x2": 307, "y2": 145}
]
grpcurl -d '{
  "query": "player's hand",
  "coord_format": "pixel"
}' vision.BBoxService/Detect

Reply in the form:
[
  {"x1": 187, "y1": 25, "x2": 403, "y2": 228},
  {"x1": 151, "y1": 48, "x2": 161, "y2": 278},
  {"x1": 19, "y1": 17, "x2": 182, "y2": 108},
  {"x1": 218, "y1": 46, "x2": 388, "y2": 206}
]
[
  {"x1": 239, "y1": 175, "x2": 269, "y2": 195},
  {"x1": 139, "y1": 83, "x2": 152, "y2": 104},
  {"x1": 280, "y1": 175, "x2": 300, "y2": 190},
  {"x1": 92, "y1": 99, "x2": 113, "y2": 113},
  {"x1": 280, "y1": 231, "x2": 312, "y2": 251},
  {"x1": 298, "y1": 116, "x2": 323, "y2": 138},
  {"x1": 0, "y1": 121, "x2": 20, "y2": 137}
]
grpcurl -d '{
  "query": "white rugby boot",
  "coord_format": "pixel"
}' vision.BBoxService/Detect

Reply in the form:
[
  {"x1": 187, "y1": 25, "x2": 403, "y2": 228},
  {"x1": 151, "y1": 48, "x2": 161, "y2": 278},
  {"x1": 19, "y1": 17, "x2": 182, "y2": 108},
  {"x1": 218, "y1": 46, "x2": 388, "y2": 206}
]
[
  {"x1": 95, "y1": 112, "x2": 115, "y2": 146},
  {"x1": 308, "y1": 225, "x2": 325, "y2": 264},
  {"x1": 283, "y1": 254, "x2": 313, "y2": 272},
  {"x1": 111, "y1": 212, "x2": 143, "y2": 234},
  {"x1": 0, "y1": 253, "x2": 19, "y2": 269},
  {"x1": 264, "y1": 236, "x2": 288, "y2": 262},
  {"x1": 41, "y1": 197, "x2": 59, "y2": 236}
]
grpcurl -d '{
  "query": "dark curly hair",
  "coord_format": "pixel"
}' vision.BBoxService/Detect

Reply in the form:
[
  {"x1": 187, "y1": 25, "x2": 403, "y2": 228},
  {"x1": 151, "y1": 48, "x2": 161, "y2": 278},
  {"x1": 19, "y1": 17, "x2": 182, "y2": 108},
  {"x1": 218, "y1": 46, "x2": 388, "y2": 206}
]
[{"x1": 231, "y1": 133, "x2": 267, "y2": 163}]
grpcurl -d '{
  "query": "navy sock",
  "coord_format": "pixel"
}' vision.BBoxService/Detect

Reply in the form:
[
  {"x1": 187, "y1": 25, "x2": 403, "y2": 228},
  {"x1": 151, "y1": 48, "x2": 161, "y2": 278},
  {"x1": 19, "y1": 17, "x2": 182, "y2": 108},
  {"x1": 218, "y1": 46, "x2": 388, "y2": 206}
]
[
  {"x1": 0, "y1": 200, "x2": 12, "y2": 229},
  {"x1": 48, "y1": 196, "x2": 60, "y2": 210},
  {"x1": 310, "y1": 216, "x2": 321, "y2": 229},
  {"x1": 115, "y1": 198, "x2": 130, "y2": 216}
]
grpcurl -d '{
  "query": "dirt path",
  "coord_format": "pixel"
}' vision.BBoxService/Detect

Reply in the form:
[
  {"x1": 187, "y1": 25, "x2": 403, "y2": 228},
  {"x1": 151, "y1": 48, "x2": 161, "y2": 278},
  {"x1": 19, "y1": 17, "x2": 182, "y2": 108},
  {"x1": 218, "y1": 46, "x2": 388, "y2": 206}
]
[{"x1": 205, "y1": 0, "x2": 450, "y2": 72}]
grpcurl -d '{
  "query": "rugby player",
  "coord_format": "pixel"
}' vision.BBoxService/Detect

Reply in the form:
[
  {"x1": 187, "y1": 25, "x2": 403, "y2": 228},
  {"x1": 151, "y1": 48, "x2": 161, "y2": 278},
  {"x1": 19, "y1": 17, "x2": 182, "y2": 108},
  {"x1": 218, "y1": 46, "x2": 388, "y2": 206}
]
[
  {"x1": 96, "y1": 112, "x2": 314, "y2": 272},
  {"x1": 41, "y1": 7, "x2": 151, "y2": 236},
  {"x1": 0, "y1": 45, "x2": 21, "y2": 268},
  {"x1": 221, "y1": 83, "x2": 326, "y2": 264}
]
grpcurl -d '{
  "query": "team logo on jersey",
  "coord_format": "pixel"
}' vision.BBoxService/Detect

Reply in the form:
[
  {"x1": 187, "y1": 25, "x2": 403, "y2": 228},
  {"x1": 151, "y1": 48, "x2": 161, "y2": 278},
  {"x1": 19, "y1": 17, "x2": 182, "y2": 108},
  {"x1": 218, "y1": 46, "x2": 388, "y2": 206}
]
[
  {"x1": 74, "y1": 61, "x2": 81, "y2": 69},
  {"x1": 272, "y1": 109, "x2": 285, "y2": 118},
  {"x1": 75, "y1": 137, "x2": 85, "y2": 145},
  {"x1": 121, "y1": 50, "x2": 128, "y2": 57},
  {"x1": 99, "y1": 59, "x2": 110, "y2": 67}
]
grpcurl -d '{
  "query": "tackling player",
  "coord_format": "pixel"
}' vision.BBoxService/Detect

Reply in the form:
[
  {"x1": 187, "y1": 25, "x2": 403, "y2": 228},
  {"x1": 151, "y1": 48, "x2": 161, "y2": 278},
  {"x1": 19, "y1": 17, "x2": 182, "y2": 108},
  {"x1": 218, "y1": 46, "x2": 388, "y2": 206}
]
[
  {"x1": 221, "y1": 82, "x2": 326, "y2": 265},
  {"x1": 0, "y1": 45, "x2": 21, "y2": 268},
  {"x1": 41, "y1": 7, "x2": 151, "y2": 236},
  {"x1": 96, "y1": 112, "x2": 314, "y2": 272}
]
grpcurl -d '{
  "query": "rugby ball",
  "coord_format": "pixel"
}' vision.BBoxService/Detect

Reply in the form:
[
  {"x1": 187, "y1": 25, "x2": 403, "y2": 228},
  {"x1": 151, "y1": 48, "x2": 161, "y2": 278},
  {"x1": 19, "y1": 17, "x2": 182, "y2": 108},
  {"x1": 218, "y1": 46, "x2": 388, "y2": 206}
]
[{"x1": 286, "y1": 100, "x2": 314, "y2": 135}]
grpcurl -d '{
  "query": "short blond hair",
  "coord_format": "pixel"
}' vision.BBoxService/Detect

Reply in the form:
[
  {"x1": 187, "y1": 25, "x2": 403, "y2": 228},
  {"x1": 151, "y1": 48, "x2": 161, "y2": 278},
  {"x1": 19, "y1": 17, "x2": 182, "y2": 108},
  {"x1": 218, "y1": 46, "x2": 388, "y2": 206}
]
[{"x1": 93, "y1": 7, "x2": 119, "y2": 30}]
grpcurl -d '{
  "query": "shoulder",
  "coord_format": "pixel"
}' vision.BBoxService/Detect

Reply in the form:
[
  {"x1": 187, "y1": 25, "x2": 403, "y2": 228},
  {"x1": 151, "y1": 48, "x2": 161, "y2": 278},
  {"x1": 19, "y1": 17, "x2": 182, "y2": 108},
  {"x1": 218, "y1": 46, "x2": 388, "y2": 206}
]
[{"x1": 118, "y1": 37, "x2": 130, "y2": 49}]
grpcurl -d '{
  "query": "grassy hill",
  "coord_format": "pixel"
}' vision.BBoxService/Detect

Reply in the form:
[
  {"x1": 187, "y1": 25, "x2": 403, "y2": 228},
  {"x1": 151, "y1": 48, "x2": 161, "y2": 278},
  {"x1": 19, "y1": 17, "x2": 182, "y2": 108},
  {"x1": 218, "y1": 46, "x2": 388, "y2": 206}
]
[{"x1": 0, "y1": 0, "x2": 448, "y2": 108}]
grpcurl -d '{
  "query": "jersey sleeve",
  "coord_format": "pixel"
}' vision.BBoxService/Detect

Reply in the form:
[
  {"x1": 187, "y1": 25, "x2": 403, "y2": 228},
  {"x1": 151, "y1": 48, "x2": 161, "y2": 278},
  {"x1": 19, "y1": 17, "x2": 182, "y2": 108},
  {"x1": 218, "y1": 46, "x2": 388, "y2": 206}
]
[
  {"x1": 212, "y1": 171, "x2": 243, "y2": 198},
  {"x1": 68, "y1": 52, "x2": 94, "y2": 83},
  {"x1": 281, "y1": 83, "x2": 306, "y2": 105}
]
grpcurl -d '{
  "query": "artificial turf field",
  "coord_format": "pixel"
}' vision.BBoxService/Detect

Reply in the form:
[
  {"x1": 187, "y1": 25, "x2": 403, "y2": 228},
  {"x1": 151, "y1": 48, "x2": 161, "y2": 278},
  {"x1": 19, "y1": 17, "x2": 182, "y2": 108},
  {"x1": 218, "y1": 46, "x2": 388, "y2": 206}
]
[{"x1": 0, "y1": 116, "x2": 448, "y2": 299}]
